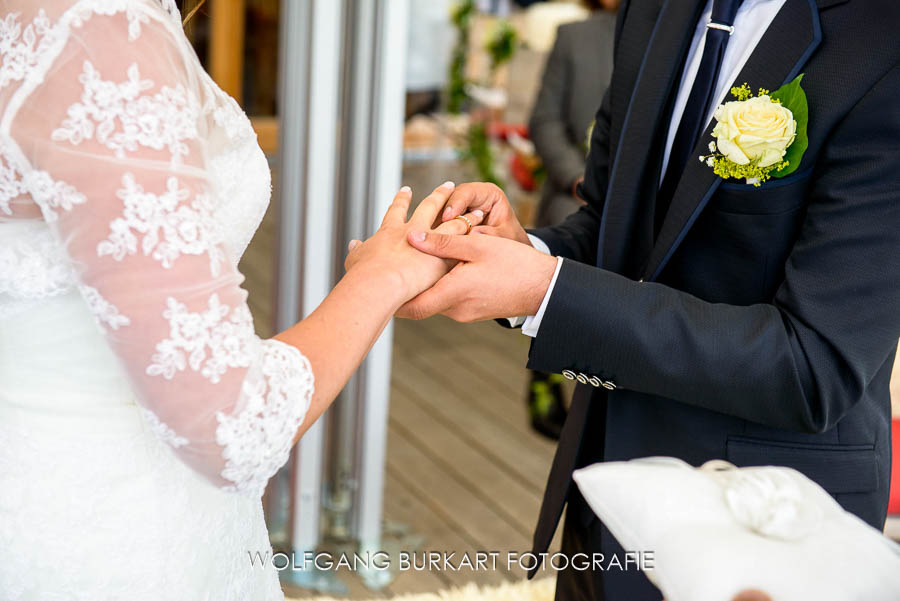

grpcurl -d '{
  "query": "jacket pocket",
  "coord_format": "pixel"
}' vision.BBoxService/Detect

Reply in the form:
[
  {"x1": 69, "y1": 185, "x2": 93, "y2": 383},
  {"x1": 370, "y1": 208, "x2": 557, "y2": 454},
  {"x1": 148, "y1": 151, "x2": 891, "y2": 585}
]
[
  {"x1": 726, "y1": 435, "x2": 878, "y2": 494},
  {"x1": 713, "y1": 168, "x2": 813, "y2": 215}
]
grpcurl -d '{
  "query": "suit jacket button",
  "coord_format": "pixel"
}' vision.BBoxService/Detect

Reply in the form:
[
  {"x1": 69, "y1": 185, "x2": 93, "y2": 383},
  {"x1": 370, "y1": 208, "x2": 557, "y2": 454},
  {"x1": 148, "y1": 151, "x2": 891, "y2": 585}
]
[
  {"x1": 562, "y1": 370, "x2": 576, "y2": 380},
  {"x1": 588, "y1": 376, "x2": 602, "y2": 387},
  {"x1": 601, "y1": 380, "x2": 617, "y2": 390},
  {"x1": 576, "y1": 373, "x2": 588, "y2": 384}
]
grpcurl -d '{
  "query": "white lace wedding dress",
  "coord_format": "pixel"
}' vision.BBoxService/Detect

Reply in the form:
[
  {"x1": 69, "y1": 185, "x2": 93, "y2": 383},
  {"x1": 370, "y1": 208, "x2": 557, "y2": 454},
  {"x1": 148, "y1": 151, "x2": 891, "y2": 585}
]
[{"x1": 0, "y1": 1, "x2": 314, "y2": 599}]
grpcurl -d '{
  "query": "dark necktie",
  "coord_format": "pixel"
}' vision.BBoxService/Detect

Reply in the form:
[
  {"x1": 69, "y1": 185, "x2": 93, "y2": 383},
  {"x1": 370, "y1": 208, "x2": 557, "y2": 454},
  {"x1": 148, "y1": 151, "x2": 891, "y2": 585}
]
[{"x1": 656, "y1": 0, "x2": 745, "y2": 236}]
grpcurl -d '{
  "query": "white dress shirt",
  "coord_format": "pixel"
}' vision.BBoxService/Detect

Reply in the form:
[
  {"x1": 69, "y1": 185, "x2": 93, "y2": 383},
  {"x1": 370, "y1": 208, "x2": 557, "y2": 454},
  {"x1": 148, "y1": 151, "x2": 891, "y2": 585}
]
[{"x1": 515, "y1": 0, "x2": 787, "y2": 337}]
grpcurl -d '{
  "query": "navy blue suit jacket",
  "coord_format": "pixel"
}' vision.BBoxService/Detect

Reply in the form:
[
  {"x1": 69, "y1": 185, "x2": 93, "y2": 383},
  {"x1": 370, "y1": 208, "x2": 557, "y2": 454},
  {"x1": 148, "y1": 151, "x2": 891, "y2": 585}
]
[{"x1": 526, "y1": 0, "x2": 900, "y2": 598}]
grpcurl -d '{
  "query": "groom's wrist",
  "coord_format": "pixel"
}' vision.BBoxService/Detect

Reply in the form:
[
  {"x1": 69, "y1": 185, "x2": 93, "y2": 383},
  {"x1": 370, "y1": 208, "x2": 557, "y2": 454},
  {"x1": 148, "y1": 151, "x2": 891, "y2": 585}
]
[
  {"x1": 520, "y1": 252, "x2": 560, "y2": 317},
  {"x1": 521, "y1": 256, "x2": 563, "y2": 337}
]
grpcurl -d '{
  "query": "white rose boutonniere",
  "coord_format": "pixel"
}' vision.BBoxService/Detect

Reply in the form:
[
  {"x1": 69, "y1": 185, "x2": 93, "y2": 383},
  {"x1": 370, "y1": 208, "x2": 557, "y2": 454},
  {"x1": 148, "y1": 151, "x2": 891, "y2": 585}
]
[
  {"x1": 701, "y1": 74, "x2": 809, "y2": 186},
  {"x1": 713, "y1": 96, "x2": 796, "y2": 167}
]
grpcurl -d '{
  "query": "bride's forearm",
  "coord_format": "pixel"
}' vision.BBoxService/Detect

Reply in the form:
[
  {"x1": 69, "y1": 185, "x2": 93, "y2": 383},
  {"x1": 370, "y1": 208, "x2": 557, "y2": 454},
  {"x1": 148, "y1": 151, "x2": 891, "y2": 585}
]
[{"x1": 273, "y1": 267, "x2": 405, "y2": 444}]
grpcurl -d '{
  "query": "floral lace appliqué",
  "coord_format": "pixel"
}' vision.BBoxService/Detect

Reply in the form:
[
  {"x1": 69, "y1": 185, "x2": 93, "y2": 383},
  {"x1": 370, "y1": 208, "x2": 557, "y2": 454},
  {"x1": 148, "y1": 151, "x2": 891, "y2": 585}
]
[
  {"x1": 147, "y1": 293, "x2": 255, "y2": 383},
  {"x1": 216, "y1": 340, "x2": 314, "y2": 496},
  {"x1": 51, "y1": 61, "x2": 199, "y2": 165},
  {"x1": 78, "y1": 284, "x2": 130, "y2": 331},
  {"x1": 0, "y1": 9, "x2": 55, "y2": 90},
  {"x1": 0, "y1": 147, "x2": 26, "y2": 216},
  {"x1": 69, "y1": 1, "x2": 158, "y2": 42},
  {"x1": 20, "y1": 165, "x2": 87, "y2": 222},
  {"x1": 211, "y1": 96, "x2": 255, "y2": 142},
  {"x1": 0, "y1": 225, "x2": 74, "y2": 300},
  {"x1": 98, "y1": 173, "x2": 224, "y2": 276},
  {"x1": 138, "y1": 407, "x2": 188, "y2": 448}
]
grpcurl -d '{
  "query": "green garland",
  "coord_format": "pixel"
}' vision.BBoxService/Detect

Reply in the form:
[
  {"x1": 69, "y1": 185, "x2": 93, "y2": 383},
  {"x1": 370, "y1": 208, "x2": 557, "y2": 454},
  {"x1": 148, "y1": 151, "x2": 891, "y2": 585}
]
[
  {"x1": 447, "y1": 0, "x2": 475, "y2": 114},
  {"x1": 459, "y1": 122, "x2": 502, "y2": 187},
  {"x1": 446, "y1": 2, "x2": 521, "y2": 189},
  {"x1": 486, "y1": 21, "x2": 517, "y2": 78}
]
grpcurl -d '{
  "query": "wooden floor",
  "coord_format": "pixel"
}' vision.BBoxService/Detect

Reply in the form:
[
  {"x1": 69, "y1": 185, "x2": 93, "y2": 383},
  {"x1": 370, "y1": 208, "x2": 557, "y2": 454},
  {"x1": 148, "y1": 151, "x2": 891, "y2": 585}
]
[{"x1": 380, "y1": 317, "x2": 561, "y2": 592}]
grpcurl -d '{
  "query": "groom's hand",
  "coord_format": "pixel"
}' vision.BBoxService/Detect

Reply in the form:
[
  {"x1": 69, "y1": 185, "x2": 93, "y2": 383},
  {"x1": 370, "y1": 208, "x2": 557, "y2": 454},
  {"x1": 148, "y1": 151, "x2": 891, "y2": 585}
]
[
  {"x1": 396, "y1": 231, "x2": 557, "y2": 322},
  {"x1": 440, "y1": 182, "x2": 532, "y2": 246}
]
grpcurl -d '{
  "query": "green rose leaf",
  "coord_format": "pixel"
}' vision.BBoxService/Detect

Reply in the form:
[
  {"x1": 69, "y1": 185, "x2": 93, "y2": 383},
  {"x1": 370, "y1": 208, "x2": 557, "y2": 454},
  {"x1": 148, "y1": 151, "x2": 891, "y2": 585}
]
[{"x1": 769, "y1": 73, "x2": 808, "y2": 178}]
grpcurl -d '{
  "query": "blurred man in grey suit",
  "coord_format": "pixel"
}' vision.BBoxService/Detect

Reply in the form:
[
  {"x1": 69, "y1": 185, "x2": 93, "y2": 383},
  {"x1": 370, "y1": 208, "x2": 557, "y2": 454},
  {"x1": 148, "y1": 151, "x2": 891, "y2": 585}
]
[{"x1": 526, "y1": 0, "x2": 619, "y2": 439}]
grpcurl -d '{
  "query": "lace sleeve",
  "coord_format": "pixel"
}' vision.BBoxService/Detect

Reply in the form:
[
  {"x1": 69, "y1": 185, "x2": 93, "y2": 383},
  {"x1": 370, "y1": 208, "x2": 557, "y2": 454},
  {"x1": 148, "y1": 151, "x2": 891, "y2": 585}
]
[{"x1": 4, "y1": 5, "x2": 313, "y2": 496}]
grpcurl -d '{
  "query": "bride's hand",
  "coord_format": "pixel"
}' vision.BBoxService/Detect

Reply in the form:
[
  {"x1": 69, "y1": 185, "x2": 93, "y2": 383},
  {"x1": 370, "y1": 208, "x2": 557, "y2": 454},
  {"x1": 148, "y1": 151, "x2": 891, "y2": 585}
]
[{"x1": 343, "y1": 183, "x2": 484, "y2": 305}]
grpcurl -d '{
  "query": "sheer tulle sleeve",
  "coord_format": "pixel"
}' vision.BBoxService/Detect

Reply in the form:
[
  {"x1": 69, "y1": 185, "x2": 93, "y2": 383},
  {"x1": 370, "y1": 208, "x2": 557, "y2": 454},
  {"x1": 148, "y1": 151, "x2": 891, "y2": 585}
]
[{"x1": 4, "y1": 6, "x2": 312, "y2": 496}]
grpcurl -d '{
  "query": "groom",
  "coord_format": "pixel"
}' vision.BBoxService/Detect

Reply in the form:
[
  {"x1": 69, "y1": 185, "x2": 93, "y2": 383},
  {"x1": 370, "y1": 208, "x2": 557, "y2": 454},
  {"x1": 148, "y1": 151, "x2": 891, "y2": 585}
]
[{"x1": 402, "y1": 0, "x2": 900, "y2": 599}]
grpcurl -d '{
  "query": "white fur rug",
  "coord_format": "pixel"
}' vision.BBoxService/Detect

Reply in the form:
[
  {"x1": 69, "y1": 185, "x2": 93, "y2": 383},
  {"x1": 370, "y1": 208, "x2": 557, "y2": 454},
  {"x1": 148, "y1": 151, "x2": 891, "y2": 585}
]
[{"x1": 287, "y1": 577, "x2": 556, "y2": 601}]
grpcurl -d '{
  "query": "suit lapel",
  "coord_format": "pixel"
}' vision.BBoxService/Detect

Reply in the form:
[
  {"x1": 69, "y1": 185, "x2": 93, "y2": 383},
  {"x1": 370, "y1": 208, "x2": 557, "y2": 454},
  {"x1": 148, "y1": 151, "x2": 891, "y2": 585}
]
[
  {"x1": 597, "y1": 0, "x2": 706, "y2": 277},
  {"x1": 642, "y1": 0, "x2": 823, "y2": 282}
]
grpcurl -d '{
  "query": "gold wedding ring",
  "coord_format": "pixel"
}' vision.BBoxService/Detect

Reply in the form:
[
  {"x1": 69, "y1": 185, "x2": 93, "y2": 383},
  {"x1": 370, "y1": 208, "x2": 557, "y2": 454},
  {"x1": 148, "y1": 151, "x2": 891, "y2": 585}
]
[{"x1": 454, "y1": 214, "x2": 473, "y2": 235}]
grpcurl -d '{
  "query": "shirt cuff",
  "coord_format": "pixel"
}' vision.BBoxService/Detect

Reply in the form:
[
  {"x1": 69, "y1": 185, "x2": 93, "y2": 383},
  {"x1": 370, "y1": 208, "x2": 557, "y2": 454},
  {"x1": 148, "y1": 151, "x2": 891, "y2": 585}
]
[
  {"x1": 527, "y1": 233, "x2": 551, "y2": 255},
  {"x1": 521, "y1": 256, "x2": 563, "y2": 338},
  {"x1": 505, "y1": 234, "x2": 553, "y2": 328},
  {"x1": 506, "y1": 315, "x2": 526, "y2": 328}
]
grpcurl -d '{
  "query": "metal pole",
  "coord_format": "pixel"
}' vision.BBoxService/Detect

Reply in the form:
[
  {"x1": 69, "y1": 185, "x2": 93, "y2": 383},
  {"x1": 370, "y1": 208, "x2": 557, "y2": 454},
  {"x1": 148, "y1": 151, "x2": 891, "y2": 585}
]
[
  {"x1": 264, "y1": 0, "x2": 311, "y2": 551},
  {"x1": 320, "y1": 1, "x2": 409, "y2": 590},
  {"x1": 275, "y1": 0, "x2": 308, "y2": 335},
  {"x1": 296, "y1": 0, "x2": 344, "y2": 557},
  {"x1": 355, "y1": 0, "x2": 409, "y2": 577},
  {"x1": 275, "y1": 0, "x2": 344, "y2": 567},
  {"x1": 274, "y1": 0, "x2": 406, "y2": 592},
  {"x1": 322, "y1": 0, "x2": 377, "y2": 544}
]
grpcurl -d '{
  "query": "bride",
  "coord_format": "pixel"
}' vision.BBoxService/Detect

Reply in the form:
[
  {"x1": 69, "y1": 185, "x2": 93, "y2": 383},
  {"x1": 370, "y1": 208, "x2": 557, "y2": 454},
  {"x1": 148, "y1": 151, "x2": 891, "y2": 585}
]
[{"x1": 0, "y1": 0, "x2": 481, "y2": 598}]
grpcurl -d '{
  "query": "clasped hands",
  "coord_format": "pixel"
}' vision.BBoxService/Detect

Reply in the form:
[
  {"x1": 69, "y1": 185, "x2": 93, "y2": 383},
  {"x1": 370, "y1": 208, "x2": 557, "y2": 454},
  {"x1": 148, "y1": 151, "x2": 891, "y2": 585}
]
[{"x1": 344, "y1": 182, "x2": 558, "y2": 323}]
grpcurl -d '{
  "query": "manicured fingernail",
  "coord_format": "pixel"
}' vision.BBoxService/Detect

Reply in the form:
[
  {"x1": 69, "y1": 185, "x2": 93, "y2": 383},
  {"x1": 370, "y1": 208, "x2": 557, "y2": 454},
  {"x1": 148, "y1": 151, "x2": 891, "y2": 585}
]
[
  {"x1": 411, "y1": 231, "x2": 426, "y2": 242},
  {"x1": 399, "y1": 185, "x2": 411, "y2": 194},
  {"x1": 443, "y1": 206, "x2": 454, "y2": 218},
  {"x1": 441, "y1": 181, "x2": 455, "y2": 189},
  {"x1": 348, "y1": 240, "x2": 361, "y2": 251},
  {"x1": 472, "y1": 209, "x2": 484, "y2": 219}
]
